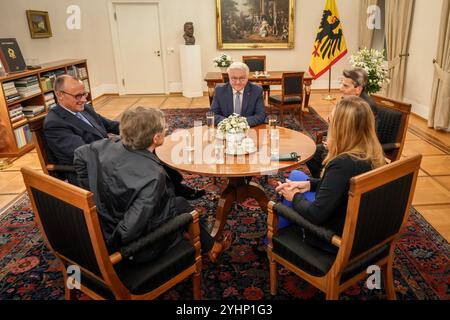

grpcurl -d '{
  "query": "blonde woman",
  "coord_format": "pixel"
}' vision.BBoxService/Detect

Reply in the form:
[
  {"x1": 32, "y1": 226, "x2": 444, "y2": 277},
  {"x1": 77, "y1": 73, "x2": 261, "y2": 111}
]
[{"x1": 275, "y1": 96, "x2": 385, "y2": 252}]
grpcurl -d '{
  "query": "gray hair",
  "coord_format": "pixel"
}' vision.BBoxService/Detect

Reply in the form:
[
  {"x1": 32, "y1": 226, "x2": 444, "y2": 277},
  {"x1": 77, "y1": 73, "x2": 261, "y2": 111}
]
[
  {"x1": 54, "y1": 74, "x2": 81, "y2": 93},
  {"x1": 343, "y1": 68, "x2": 368, "y2": 89},
  {"x1": 120, "y1": 107, "x2": 166, "y2": 150},
  {"x1": 227, "y1": 61, "x2": 249, "y2": 75}
]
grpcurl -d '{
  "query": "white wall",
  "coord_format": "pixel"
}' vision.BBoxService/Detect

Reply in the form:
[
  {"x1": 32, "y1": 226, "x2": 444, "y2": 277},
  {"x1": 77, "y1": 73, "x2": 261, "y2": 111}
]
[
  {"x1": 0, "y1": 0, "x2": 118, "y2": 98},
  {"x1": 1, "y1": 0, "x2": 442, "y2": 119},
  {"x1": 162, "y1": 0, "x2": 360, "y2": 91},
  {"x1": 403, "y1": 0, "x2": 443, "y2": 119},
  {"x1": 0, "y1": 0, "x2": 360, "y2": 98}
]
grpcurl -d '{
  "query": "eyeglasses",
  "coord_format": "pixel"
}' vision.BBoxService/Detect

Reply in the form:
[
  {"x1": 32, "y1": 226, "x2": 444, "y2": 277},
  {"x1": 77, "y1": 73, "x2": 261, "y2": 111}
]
[
  {"x1": 60, "y1": 91, "x2": 89, "y2": 101},
  {"x1": 230, "y1": 77, "x2": 247, "y2": 82}
]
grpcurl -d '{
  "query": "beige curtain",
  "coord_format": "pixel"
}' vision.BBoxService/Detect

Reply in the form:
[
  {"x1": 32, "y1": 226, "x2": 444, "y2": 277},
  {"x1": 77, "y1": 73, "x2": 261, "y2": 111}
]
[
  {"x1": 385, "y1": 0, "x2": 414, "y2": 100},
  {"x1": 428, "y1": 1, "x2": 450, "y2": 131},
  {"x1": 358, "y1": 0, "x2": 379, "y2": 49}
]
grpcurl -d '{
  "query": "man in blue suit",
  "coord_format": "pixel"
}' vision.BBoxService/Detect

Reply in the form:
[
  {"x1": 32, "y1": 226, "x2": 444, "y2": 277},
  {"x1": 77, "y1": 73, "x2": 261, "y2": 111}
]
[{"x1": 210, "y1": 62, "x2": 266, "y2": 127}]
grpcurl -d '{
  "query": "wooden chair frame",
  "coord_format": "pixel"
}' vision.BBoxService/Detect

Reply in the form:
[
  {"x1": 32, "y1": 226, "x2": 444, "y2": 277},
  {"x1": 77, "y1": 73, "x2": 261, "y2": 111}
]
[
  {"x1": 21, "y1": 167, "x2": 202, "y2": 300},
  {"x1": 267, "y1": 155, "x2": 422, "y2": 300},
  {"x1": 28, "y1": 114, "x2": 75, "y2": 177}
]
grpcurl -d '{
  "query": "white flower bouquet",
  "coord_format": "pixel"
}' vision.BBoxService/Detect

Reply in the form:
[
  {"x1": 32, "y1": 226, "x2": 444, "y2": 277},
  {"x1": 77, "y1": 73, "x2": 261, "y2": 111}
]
[
  {"x1": 217, "y1": 113, "x2": 249, "y2": 135},
  {"x1": 213, "y1": 53, "x2": 233, "y2": 68},
  {"x1": 349, "y1": 48, "x2": 390, "y2": 94}
]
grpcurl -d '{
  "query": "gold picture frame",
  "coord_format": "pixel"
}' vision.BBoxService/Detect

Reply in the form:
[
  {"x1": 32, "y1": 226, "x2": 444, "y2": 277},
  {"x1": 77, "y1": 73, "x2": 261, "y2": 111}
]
[
  {"x1": 216, "y1": 0, "x2": 295, "y2": 49},
  {"x1": 26, "y1": 10, "x2": 52, "y2": 39}
]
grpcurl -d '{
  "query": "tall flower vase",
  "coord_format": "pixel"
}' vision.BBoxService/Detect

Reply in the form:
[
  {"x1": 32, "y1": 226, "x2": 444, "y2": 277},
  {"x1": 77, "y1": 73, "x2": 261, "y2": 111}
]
[
  {"x1": 220, "y1": 67, "x2": 228, "y2": 73},
  {"x1": 225, "y1": 132, "x2": 245, "y2": 153}
]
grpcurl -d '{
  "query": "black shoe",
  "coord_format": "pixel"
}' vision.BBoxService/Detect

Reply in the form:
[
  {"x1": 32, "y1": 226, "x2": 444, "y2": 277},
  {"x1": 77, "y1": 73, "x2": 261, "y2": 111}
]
[{"x1": 176, "y1": 185, "x2": 206, "y2": 200}]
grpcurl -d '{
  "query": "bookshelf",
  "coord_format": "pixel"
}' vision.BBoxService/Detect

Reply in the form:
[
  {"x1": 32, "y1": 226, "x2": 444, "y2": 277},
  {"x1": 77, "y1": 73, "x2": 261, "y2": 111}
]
[{"x1": 0, "y1": 59, "x2": 92, "y2": 158}]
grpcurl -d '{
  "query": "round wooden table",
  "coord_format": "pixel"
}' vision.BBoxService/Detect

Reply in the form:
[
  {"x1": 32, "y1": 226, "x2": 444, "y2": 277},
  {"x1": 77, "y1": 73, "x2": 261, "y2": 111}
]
[{"x1": 156, "y1": 124, "x2": 316, "y2": 240}]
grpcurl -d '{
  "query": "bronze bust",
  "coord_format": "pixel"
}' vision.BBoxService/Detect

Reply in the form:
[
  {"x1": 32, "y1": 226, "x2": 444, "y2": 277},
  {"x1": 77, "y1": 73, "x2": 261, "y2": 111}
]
[{"x1": 183, "y1": 22, "x2": 195, "y2": 45}]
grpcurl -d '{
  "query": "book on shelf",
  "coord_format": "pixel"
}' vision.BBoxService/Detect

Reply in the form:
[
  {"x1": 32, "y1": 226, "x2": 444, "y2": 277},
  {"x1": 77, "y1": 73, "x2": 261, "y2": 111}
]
[
  {"x1": 13, "y1": 124, "x2": 32, "y2": 148},
  {"x1": 0, "y1": 38, "x2": 26, "y2": 73},
  {"x1": 22, "y1": 105, "x2": 45, "y2": 117},
  {"x1": 45, "y1": 99, "x2": 56, "y2": 107},
  {"x1": 10, "y1": 113, "x2": 25, "y2": 123},
  {"x1": 9, "y1": 103, "x2": 25, "y2": 123},
  {"x1": 82, "y1": 79, "x2": 90, "y2": 92},
  {"x1": 9, "y1": 104, "x2": 23, "y2": 113},
  {"x1": 44, "y1": 92, "x2": 55, "y2": 100},
  {"x1": 14, "y1": 75, "x2": 41, "y2": 98},
  {"x1": 67, "y1": 65, "x2": 88, "y2": 79},
  {"x1": 2, "y1": 81, "x2": 20, "y2": 103}
]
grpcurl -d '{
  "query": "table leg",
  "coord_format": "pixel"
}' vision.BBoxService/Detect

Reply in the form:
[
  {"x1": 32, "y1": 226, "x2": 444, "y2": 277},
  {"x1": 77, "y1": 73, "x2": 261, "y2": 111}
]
[
  {"x1": 207, "y1": 83, "x2": 215, "y2": 106},
  {"x1": 210, "y1": 183, "x2": 236, "y2": 239},
  {"x1": 304, "y1": 79, "x2": 312, "y2": 112},
  {"x1": 210, "y1": 177, "x2": 269, "y2": 240}
]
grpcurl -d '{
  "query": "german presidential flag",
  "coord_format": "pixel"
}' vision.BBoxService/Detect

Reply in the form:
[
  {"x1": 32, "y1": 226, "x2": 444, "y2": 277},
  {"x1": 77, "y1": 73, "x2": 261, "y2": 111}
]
[{"x1": 308, "y1": 0, "x2": 347, "y2": 79}]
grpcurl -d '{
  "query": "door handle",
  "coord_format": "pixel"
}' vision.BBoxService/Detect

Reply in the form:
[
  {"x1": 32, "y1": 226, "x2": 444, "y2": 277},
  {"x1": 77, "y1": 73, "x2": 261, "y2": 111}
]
[{"x1": 154, "y1": 50, "x2": 161, "y2": 57}]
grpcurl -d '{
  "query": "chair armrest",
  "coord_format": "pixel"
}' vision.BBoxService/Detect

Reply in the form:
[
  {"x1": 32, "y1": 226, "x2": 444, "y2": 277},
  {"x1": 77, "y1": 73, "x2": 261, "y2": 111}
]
[
  {"x1": 46, "y1": 164, "x2": 76, "y2": 173},
  {"x1": 314, "y1": 130, "x2": 328, "y2": 145},
  {"x1": 272, "y1": 202, "x2": 341, "y2": 247},
  {"x1": 110, "y1": 211, "x2": 198, "y2": 264}
]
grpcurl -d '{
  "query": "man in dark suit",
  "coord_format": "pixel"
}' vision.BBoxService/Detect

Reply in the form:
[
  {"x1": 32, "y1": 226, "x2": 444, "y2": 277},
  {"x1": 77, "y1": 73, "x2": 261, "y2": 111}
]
[
  {"x1": 44, "y1": 75, "x2": 119, "y2": 184},
  {"x1": 210, "y1": 62, "x2": 266, "y2": 127},
  {"x1": 44, "y1": 75, "x2": 205, "y2": 200},
  {"x1": 306, "y1": 68, "x2": 380, "y2": 178}
]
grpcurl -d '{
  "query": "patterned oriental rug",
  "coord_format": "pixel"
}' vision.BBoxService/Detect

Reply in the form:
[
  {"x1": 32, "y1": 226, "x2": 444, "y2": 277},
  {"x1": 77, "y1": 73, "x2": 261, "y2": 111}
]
[{"x1": 0, "y1": 108, "x2": 448, "y2": 300}]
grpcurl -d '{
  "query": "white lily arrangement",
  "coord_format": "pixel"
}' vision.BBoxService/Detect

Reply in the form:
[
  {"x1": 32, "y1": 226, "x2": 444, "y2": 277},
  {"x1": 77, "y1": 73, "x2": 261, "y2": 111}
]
[
  {"x1": 349, "y1": 48, "x2": 390, "y2": 94},
  {"x1": 217, "y1": 113, "x2": 249, "y2": 134},
  {"x1": 213, "y1": 53, "x2": 233, "y2": 68}
]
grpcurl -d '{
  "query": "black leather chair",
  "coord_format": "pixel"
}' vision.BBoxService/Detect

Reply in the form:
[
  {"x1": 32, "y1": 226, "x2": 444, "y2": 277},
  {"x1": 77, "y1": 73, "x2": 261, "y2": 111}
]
[
  {"x1": 242, "y1": 55, "x2": 270, "y2": 102},
  {"x1": 268, "y1": 72, "x2": 304, "y2": 127},
  {"x1": 221, "y1": 72, "x2": 229, "y2": 84},
  {"x1": 21, "y1": 167, "x2": 202, "y2": 300},
  {"x1": 313, "y1": 95, "x2": 411, "y2": 163},
  {"x1": 267, "y1": 155, "x2": 422, "y2": 300},
  {"x1": 371, "y1": 94, "x2": 412, "y2": 162}
]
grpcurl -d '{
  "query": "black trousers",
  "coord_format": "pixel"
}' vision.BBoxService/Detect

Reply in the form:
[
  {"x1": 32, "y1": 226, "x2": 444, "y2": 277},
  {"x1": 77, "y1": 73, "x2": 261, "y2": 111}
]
[{"x1": 130, "y1": 197, "x2": 214, "y2": 264}]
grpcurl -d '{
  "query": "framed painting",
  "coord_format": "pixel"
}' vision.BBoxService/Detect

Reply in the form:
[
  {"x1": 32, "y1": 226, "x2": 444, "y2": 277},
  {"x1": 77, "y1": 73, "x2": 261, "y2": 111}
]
[
  {"x1": 216, "y1": 0, "x2": 295, "y2": 49},
  {"x1": 26, "y1": 10, "x2": 52, "y2": 38}
]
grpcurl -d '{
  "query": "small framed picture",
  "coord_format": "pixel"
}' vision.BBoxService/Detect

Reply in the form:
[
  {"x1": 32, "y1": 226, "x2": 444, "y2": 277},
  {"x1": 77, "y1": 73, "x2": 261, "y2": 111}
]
[{"x1": 26, "y1": 10, "x2": 52, "y2": 39}]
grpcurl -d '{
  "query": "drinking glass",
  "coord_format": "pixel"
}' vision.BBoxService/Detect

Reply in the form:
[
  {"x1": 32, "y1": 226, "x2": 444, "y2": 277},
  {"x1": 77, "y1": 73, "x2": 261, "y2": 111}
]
[
  {"x1": 268, "y1": 114, "x2": 277, "y2": 129},
  {"x1": 215, "y1": 142, "x2": 225, "y2": 164},
  {"x1": 270, "y1": 129, "x2": 280, "y2": 156},
  {"x1": 206, "y1": 111, "x2": 214, "y2": 128}
]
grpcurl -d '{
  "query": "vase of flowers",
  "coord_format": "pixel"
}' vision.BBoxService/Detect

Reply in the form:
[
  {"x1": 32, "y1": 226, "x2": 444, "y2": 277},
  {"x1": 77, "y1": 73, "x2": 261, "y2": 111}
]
[
  {"x1": 349, "y1": 48, "x2": 390, "y2": 94},
  {"x1": 217, "y1": 114, "x2": 249, "y2": 153},
  {"x1": 213, "y1": 53, "x2": 233, "y2": 72}
]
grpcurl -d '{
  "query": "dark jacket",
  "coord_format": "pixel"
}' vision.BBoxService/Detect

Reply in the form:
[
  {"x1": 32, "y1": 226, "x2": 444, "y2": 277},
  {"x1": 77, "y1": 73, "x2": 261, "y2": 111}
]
[
  {"x1": 293, "y1": 155, "x2": 373, "y2": 237},
  {"x1": 360, "y1": 91, "x2": 379, "y2": 125},
  {"x1": 73, "y1": 137, "x2": 181, "y2": 262},
  {"x1": 211, "y1": 82, "x2": 266, "y2": 127},
  {"x1": 44, "y1": 104, "x2": 120, "y2": 165}
]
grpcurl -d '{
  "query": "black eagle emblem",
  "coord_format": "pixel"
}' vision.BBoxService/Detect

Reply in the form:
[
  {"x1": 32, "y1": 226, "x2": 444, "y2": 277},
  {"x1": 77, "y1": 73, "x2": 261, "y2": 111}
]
[{"x1": 313, "y1": 10, "x2": 344, "y2": 59}]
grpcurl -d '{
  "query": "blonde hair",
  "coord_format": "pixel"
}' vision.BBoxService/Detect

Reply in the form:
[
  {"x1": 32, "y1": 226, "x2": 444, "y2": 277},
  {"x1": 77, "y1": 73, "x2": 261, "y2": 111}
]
[
  {"x1": 323, "y1": 96, "x2": 385, "y2": 169},
  {"x1": 120, "y1": 107, "x2": 165, "y2": 150}
]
